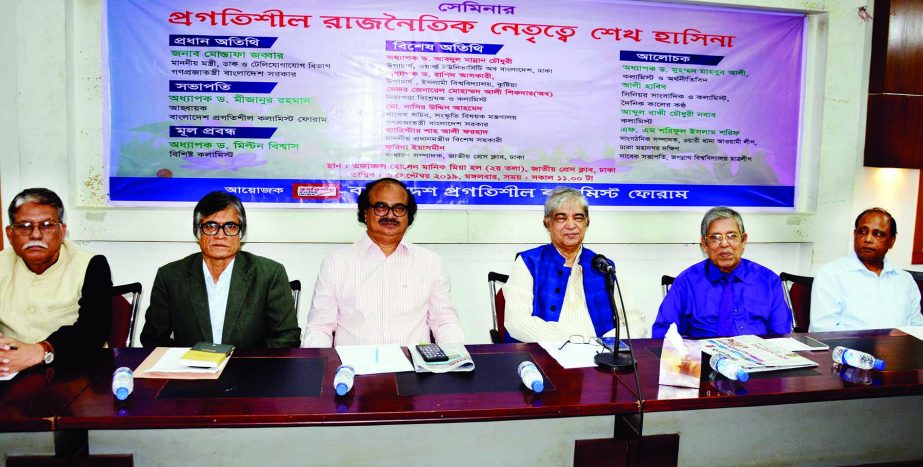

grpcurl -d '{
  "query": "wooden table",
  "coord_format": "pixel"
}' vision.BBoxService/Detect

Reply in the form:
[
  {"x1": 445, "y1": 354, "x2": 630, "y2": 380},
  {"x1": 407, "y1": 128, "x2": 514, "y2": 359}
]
[
  {"x1": 3, "y1": 330, "x2": 923, "y2": 466},
  {"x1": 0, "y1": 351, "x2": 110, "y2": 461},
  {"x1": 611, "y1": 328, "x2": 923, "y2": 465},
  {"x1": 58, "y1": 344, "x2": 636, "y2": 465}
]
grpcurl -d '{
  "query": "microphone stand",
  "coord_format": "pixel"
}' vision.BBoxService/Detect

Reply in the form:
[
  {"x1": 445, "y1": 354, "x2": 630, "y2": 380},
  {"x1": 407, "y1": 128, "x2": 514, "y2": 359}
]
[{"x1": 594, "y1": 268, "x2": 636, "y2": 371}]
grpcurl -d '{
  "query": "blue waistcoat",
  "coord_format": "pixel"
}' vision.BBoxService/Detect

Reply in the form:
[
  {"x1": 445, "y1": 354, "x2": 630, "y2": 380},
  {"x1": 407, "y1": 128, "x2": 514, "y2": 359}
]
[{"x1": 504, "y1": 244, "x2": 615, "y2": 342}]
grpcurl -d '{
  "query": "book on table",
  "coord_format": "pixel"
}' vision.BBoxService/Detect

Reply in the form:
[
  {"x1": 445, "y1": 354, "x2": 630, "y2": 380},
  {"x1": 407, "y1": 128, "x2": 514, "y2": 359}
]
[{"x1": 178, "y1": 342, "x2": 235, "y2": 369}]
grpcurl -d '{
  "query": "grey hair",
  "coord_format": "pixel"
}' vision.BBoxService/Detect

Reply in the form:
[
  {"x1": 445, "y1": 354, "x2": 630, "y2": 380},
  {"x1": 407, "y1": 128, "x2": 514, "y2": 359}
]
[
  {"x1": 8, "y1": 188, "x2": 65, "y2": 224},
  {"x1": 543, "y1": 187, "x2": 589, "y2": 218},
  {"x1": 193, "y1": 191, "x2": 247, "y2": 238},
  {"x1": 700, "y1": 206, "x2": 744, "y2": 237}
]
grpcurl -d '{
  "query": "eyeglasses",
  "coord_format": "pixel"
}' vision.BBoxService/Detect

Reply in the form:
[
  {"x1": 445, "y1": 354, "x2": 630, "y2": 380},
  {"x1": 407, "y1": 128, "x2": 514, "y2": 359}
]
[
  {"x1": 550, "y1": 213, "x2": 587, "y2": 224},
  {"x1": 558, "y1": 335, "x2": 593, "y2": 350},
  {"x1": 705, "y1": 232, "x2": 742, "y2": 246},
  {"x1": 9, "y1": 221, "x2": 62, "y2": 236},
  {"x1": 854, "y1": 227, "x2": 889, "y2": 240},
  {"x1": 371, "y1": 202, "x2": 408, "y2": 217},
  {"x1": 199, "y1": 222, "x2": 242, "y2": 237}
]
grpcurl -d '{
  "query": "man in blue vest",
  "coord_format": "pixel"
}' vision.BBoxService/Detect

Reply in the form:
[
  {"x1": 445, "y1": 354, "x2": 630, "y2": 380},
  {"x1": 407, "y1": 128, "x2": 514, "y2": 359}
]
[{"x1": 501, "y1": 187, "x2": 614, "y2": 342}]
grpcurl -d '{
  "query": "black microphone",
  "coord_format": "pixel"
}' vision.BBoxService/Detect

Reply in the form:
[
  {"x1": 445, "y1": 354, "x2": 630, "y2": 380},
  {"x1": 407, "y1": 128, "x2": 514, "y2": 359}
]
[{"x1": 592, "y1": 254, "x2": 616, "y2": 275}]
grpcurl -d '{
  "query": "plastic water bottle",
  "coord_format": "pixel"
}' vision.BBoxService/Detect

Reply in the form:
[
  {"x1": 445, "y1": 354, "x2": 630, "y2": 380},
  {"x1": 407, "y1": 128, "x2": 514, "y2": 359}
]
[
  {"x1": 111, "y1": 367, "x2": 134, "y2": 401},
  {"x1": 333, "y1": 365, "x2": 355, "y2": 396},
  {"x1": 831, "y1": 346, "x2": 885, "y2": 371},
  {"x1": 709, "y1": 353, "x2": 749, "y2": 382},
  {"x1": 517, "y1": 361, "x2": 544, "y2": 393}
]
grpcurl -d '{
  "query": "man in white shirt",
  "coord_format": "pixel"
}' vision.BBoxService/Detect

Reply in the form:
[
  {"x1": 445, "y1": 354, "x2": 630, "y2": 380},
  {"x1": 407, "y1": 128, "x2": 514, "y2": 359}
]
[
  {"x1": 810, "y1": 208, "x2": 923, "y2": 331},
  {"x1": 303, "y1": 178, "x2": 464, "y2": 347}
]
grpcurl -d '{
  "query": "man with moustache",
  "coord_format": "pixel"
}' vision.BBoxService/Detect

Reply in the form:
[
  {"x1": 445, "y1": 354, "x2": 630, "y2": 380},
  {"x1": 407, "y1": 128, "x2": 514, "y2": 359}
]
[
  {"x1": 140, "y1": 191, "x2": 301, "y2": 348},
  {"x1": 810, "y1": 208, "x2": 923, "y2": 331},
  {"x1": 0, "y1": 188, "x2": 112, "y2": 376},
  {"x1": 303, "y1": 178, "x2": 464, "y2": 346},
  {"x1": 652, "y1": 206, "x2": 791, "y2": 338}
]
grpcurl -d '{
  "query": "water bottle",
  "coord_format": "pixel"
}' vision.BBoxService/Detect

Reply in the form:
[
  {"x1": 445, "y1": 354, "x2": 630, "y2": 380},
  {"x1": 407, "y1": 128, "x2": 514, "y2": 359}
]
[
  {"x1": 111, "y1": 367, "x2": 134, "y2": 401},
  {"x1": 517, "y1": 361, "x2": 544, "y2": 393},
  {"x1": 709, "y1": 353, "x2": 749, "y2": 382},
  {"x1": 333, "y1": 365, "x2": 355, "y2": 396},
  {"x1": 831, "y1": 346, "x2": 885, "y2": 370}
]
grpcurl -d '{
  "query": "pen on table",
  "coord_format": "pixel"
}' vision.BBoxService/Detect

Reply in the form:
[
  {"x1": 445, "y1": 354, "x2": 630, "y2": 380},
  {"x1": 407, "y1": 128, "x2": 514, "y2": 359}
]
[{"x1": 374, "y1": 346, "x2": 380, "y2": 363}]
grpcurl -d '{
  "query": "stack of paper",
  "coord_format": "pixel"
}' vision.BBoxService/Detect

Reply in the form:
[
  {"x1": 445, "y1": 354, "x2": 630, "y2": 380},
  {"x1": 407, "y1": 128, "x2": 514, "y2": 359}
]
[
  {"x1": 703, "y1": 335, "x2": 818, "y2": 373},
  {"x1": 135, "y1": 347, "x2": 232, "y2": 379}
]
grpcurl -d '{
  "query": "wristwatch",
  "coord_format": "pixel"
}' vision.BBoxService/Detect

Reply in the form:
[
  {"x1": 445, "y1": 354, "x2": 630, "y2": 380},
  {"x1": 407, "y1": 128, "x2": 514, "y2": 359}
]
[{"x1": 39, "y1": 341, "x2": 54, "y2": 365}]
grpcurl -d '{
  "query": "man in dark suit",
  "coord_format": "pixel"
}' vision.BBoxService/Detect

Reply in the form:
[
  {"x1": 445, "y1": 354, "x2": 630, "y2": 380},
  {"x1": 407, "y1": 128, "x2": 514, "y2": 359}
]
[{"x1": 140, "y1": 192, "x2": 300, "y2": 348}]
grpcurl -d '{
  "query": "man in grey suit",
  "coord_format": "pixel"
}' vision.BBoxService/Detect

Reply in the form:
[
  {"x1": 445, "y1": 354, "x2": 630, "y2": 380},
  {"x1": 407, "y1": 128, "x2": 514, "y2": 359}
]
[{"x1": 140, "y1": 192, "x2": 300, "y2": 348}]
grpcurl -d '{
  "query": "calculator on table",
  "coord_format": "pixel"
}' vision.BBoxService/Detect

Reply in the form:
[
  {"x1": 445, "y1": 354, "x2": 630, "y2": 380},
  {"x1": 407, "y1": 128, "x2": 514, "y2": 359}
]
[{"x1": 415, "y1": 344, "x2": 449, "y2": 362}]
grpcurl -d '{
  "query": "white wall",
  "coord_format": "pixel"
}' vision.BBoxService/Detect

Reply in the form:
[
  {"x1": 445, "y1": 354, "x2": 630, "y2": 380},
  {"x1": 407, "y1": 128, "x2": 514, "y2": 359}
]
[{"x1": 1, "y1": 0, "x2": 917, "y2": 343}]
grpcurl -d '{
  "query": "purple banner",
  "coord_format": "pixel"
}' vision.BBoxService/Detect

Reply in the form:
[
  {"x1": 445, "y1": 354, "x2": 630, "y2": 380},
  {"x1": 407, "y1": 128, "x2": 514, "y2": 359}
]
[{"x1": 105, "y1": 0, "x2": 805, "y2": 208}]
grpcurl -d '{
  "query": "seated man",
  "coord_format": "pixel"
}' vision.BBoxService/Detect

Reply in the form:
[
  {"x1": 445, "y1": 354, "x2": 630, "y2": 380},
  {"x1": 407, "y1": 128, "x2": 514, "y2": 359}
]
[
  {"x1": 140, "y1": 191, "x2": 301, "y2": 348},
  {"x1": 652, "y1": 206, "x2": 791, "y2": 338},
  {"x1": 810, "y1": 208, "x2": 923, "y2": 331},
  {"x1": 502, "y1": 187, "x2": 614, "y2": 342},
  {"x1": 0, "y1": 188, "x2": 112, "y2": 376},
  {"x1": 303, "y1": 178, "x2": 464, "y2": 347}
]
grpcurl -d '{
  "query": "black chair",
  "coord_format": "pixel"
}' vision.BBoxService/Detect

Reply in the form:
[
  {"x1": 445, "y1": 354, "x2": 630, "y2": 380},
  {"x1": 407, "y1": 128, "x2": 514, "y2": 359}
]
[
  {"x1": 290, "y1": 280, "x2": 302, "y2": 314},
  {"x1": 110, "y1": 282, "x2": 142, "y2": 348},
  {"x1": 661, "y1": 275, "x2": 675, "y2": 298},
  {"x1": 780, "y1": 272, "x2": 814, "y2": 332},
  {"x1": 488, "y1": 272, "x2": 509, "y2": 344}
]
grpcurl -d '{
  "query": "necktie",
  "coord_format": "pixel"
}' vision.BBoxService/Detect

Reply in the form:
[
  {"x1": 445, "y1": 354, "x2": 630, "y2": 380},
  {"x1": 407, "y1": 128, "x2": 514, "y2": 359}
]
[{"x1": 718, "y1": 277, "x2": 735, "y2": 336}]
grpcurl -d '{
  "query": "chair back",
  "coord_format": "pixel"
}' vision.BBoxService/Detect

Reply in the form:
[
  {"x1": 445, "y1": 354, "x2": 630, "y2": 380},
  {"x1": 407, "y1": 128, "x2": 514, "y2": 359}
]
[
  {"x1": 661, "y1": 275, "x2": 675, "y2": 298},
  {"x1": 904, "y1": 270, "x2": 923, "y2": 315},
  {"x1": 290, "y1": 280, "x2": 302, "y2": 314},
  {"x1": 110, "y1": 282, "x2": 142, "y2": 348},
  {"x1": 780, "y1": 272, "x2": 813, "y2": 332},
  {"x1": 488, "y1": 272, "x2": 509, "y2": 344}
]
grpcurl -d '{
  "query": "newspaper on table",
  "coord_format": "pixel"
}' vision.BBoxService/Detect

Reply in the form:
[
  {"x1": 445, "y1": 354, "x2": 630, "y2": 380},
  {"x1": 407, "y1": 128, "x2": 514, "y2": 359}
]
[
  {"x1": 702, "y1": 335, "x2": 818, "y2": 373},
  {"x1": 408, "y1": 344, "x2": 475, "y2": 373}
]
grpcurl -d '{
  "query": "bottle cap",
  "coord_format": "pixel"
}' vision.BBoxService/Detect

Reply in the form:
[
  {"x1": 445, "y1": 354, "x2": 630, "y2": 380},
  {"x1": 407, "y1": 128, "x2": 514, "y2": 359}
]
[
  {"x1": 115, "y1": 387, "x2": 130, "y2": 401},
  {"x1": 336, "y1": 382, "x2": 349, "y2": 396},
  {"x1": 873, "y1": 359, "x2": 886, "y2": 371},
  {"x1": 736, "y1": 369, "x2": 750, "y2": 382},
  {"x1": 531, "y1": 380, "x2": 544, "y2": 393}
]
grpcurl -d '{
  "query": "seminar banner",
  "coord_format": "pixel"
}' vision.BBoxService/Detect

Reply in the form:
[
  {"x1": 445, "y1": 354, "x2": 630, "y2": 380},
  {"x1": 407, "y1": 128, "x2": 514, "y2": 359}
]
[{"x1": 104, "y1": 0, "x2": 805, "y2": 207}]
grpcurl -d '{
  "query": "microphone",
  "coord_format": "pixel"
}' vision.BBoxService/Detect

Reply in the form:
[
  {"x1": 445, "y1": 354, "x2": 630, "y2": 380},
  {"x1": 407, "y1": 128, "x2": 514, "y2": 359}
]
[
  {"x1": 591, "y1": 252, "x2": 635, "y2": 372},
  {"x1": 592, "y1": 254, "x2": 616, "y2": 275}
]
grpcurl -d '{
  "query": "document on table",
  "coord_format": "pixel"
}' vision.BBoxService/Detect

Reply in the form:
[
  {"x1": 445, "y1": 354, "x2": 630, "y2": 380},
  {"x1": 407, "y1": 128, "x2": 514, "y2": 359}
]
[
  {"x1": 538, "y1": 340, "x2": 605, "y2": 369},
  {"x1": 335, "y1": 344, "x2": 414, "y2": 375},
  {"x1": 898, "y1": 326, "x2": 923, "y2": 342},
  {"x1": 765, "y1": 337, "x2": 820, "y2": 352},
  {"x1": 135, "y1": 347, "x2": 229, "y2": 379}
]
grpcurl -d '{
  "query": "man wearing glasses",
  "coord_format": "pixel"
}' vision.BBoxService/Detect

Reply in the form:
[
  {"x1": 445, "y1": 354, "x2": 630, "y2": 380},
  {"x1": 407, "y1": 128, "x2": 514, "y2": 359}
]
[
  {"x1": 652, "y1": 206, "x2": 791, "y2": 338},
  {"x1": 140, "y1": 191, "x2": 301, "y2": 348},
  {"x1": 810, "y1": 208, "x2": 923, "y2": 331},
  {"x1": 302, "y1": 178, "x2": 464, "y2": 346},
  {"x1": 0, "y1": 188, "x2": 112, "y2": 376}
]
